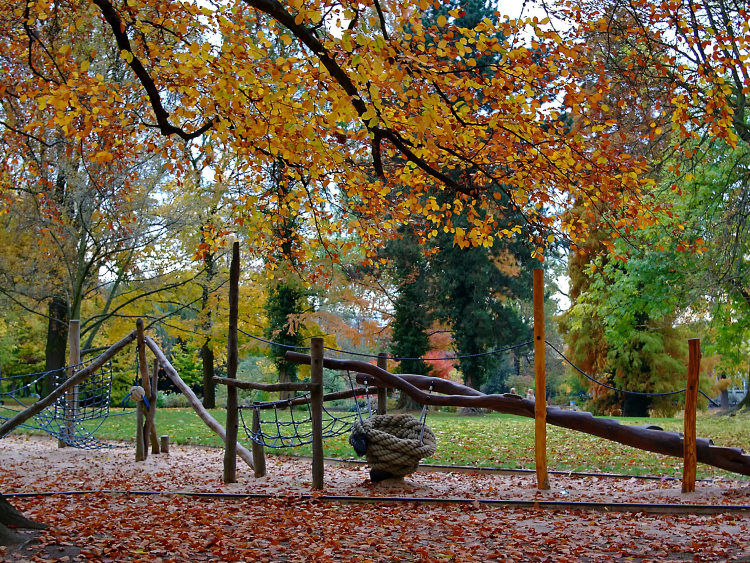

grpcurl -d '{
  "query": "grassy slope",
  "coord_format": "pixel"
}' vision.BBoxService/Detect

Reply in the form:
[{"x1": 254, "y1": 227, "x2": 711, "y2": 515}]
[{"x1": 14, "y1": 408, "x2": 747, "y2": 480}]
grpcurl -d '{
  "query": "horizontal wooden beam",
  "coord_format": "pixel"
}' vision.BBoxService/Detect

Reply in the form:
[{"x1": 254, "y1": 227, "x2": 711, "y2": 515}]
[
  {"x1": 212, "y1": 377, "x2": 319, "y2": 392},
  {"x1": 285, "y1": 350, "x2": 750, "y2": 477},
  {"x1": 246, "y1": 387, "x2": 369, "y2": 410}
]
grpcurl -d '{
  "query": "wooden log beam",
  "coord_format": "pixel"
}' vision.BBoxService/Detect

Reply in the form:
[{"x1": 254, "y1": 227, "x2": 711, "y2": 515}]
[
  {"x1": 355, "y1": 373, "x2": 484, "y2": 397},
  {"x1": 212, "y1": 377, "x2": 318, "y2": 392},
  {"x1": 248, "y1": 387, "x2": 369, "y2": 409},
  {"x1": 146, "y1": 336, "x2": 254, "y2": 470},
  {"x1": 136, "y1": 319, "x2": 150, "y2": 461},
  {"x1": 0, "y1": 331, "x2": 137, "y2": 438},
  {"x1": 287, "y1": 351, "x2": 750, "y2": 477}
]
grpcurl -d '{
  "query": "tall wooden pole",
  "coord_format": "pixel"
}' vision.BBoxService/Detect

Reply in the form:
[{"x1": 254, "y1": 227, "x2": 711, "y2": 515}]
[
  {"x1": 533, "y1": 269, "x2": 550, "y2": 490},
  {"x1": 150, "y1": 358, "x2": 160, "y2": 454},
  {"x1": 223, "y1": 242, "x2": 240, "y2": 484},
  {"x1": 377, "y1": 353, "x2": 388, "y2": 415},
  {"x1": 136, "y1": 319, "x2": 150, "y2": 461},
  {"x1": 683, "y1": 338, "x2": 701, "y2": 493},
  {"x1": 60, "y1": 320, "x2": 80, "y2": 448},
  {"x1": 310, "y1": 336, "x2": 324, "y2": 489}
]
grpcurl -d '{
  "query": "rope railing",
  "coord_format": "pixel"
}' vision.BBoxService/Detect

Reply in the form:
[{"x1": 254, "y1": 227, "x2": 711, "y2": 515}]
[
  {"x1": 545, "y1": 340, "x2": 720, "y2": 407},
  {"x1": 238, "y1": 328, "x2": 533, "y2": 361}
]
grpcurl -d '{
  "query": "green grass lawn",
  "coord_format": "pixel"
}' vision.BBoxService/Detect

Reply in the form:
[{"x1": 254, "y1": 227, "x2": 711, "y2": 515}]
[{"x1": 8, "y1": 407, "x2": 750, "y2": 479}]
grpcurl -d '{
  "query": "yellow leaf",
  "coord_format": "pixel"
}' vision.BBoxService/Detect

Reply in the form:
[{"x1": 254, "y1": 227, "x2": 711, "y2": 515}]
[
  {"x1": 437, "y1": 15, "x2": 447, "y2": 27},
  {"x1": 80, "y1": 60, "x2": 90, "y2": 72}
]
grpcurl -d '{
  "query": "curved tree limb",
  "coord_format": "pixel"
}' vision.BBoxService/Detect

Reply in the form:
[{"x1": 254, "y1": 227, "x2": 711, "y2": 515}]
[{"x1": 286, "y1": 351, "x2": 750, "y2": 477}]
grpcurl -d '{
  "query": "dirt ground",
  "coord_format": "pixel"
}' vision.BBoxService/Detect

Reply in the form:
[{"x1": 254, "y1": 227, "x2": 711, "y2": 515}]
[{"x1": 2, "y1": 434, "x2": 750, "y2": 562}]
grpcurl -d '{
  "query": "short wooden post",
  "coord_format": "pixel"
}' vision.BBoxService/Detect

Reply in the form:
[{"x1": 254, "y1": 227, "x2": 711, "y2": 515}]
[
  {"x1": 377, "y1": 353, "x2": 388, "y2": 415},
  {"x1": 310, "y1": 336, "x2": 324, "y2": 489},
  {"x1": 252, "y1": 407, "x2": 266, "y2": 478},
  {"x1": 223, "y1": 242, "x2": 240, "y2": 484},
  {"x1": 533, "y1": 269, "x2": 550, "y2": 490},
  {"x1": 150, "y1": 358, "x2": 160, "y2": 454},
  {"x1": 683, "y1": 338, "x2": 700, "y2": 493},
  {"x1": 60, "y1": 320, "x2": 80, "y2": 448},
  {"x1": 160, "y1": 435, "x2": 170, "y2": 454}
]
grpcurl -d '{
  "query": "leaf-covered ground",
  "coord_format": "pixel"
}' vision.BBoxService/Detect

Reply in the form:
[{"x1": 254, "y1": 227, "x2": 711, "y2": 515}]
[{"x1": 2, "y1": 435, "x2": 750, "y2": 562}]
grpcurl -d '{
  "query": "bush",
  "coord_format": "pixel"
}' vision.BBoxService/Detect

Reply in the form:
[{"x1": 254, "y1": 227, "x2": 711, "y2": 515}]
[{"x1": 157, "y1": 391, "x2": 190, "y2": 408}]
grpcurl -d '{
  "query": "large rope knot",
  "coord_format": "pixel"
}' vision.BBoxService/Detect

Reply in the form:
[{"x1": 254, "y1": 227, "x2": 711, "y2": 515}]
[{"x1": 349, "y1": 413, "x2": 436, "y2": 480}]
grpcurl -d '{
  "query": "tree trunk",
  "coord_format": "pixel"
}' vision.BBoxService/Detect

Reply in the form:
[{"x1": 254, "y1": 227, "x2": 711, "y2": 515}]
[
  {"x1": 43, "y1": 296, "x2": 68, "y2": 397},
  {"x1": 279, "y1": 364, "x2": 292, "y2": 401},
  {"x1": 721, "y1": 389, "x2": 729, "y2": 409},
  {"x1": 200, "y1": 248, "x2": 216, "y2": 408},
  {"x1": 202, "y1": 340, "x2": 215, "y2": 409},
  {"x1": 396, "y1": 391, "x2": 421, "y2": 411},
  {"x1": 736, "y1": 365, "x2": 750, "y2": 411},
  {"x1": 622, "y1": 393, "x2": 651, "y2": 417},
  {"x1": 0, "y1": 494, "x2": 47, "y2": 548}
]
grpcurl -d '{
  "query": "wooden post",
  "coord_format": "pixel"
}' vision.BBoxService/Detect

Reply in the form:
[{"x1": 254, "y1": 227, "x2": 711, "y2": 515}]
[
  {"x1": 135, "y1": 319, "x2": 151, "y2": 461},
  {"x1": 150, "y1": 358, "x2": 160, "y2": 454},
  {"x1": 60, "y1": 320, "x2": 80, "y2": 448},
  {"x1": 533, "y1": 269, "x2": 550, "y2": 490},
  {"x1": 160, "y1": 435, "x2": 170, "y2": 454},
  {"x1": 223, "y1": 242, "x2": 240, "y2": 484},
  {"x1": 252, "y1": 407, "x2": 266, "y2": 478},
  {"x1": 377, "y1": 353, "x2": 388, "y2": 415},
  {"x1": 683, "y1": 338, "x2": 700, "y2": 493},
  {"x1": 310, "y1": 336, "x2": 324, "y2": 489}
]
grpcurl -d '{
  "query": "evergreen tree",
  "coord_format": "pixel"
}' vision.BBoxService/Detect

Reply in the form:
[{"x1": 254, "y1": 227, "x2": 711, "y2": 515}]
[
  {"x1": 265, "y1": 278, "x2": 306, "y2": 399},
  {"x1": 263, "y1": 160, "x2": 308, "y2": 400},
  {"x1": 432, "y1": 232, "x2": 535, "y2": 391},
  {"x1": 385, "y1": 227, "x2": 433, "y2": 410}
]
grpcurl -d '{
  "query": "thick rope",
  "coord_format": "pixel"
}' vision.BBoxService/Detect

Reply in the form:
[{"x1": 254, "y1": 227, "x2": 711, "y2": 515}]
[{"x1": 350, "y1": 414, "x2": 436, "y2": 478}]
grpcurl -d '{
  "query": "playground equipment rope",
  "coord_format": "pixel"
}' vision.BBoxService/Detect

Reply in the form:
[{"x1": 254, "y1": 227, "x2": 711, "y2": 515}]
[
  {"x1": 546, "y1": 341, "x2": 721, "y2": 406},
  {"x1": 239, "y1": 330, "x2": 722, "y2": 407},
  {"x1": 238, "y1": 393, "x2": 360, "y2": 448},
  {"x1": 238, "y1": 329, "x2": 534, "y2": 361},
  {"x1": 0, "y1": 359, "x2": 128, "y2": 449},
  {"x1": 350, "y1": 413, "x2": 437, "y2": 480}
]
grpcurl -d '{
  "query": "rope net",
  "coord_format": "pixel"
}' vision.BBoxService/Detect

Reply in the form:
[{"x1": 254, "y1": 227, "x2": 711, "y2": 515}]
[
  {"x1": 239, "y1": 393, "x2": 360, "y2": 448},
  {"x1": 0, "y1": 360, "x2": 126, "y2": 449}
]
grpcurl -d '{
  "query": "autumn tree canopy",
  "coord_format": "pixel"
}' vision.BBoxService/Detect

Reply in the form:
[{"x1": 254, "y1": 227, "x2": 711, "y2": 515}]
[{"x1": 1, "y1": 0, "x2": 683, "y2": 271}]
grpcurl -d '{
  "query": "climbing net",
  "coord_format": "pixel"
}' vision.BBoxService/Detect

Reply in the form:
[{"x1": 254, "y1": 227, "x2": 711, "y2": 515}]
[
  {"x1": 0, "y1": 360, "x2": 126, "y2": 449},
  {"x1": 239, "y1": 392, "x2": 361, "y2": 449}
]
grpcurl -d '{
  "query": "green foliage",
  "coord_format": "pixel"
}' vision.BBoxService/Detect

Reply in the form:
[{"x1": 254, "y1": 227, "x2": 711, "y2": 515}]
[
  {"x1": 563, "y1": 242, "x2": 704, "y2": 417},
  {"x1": 386, "y1": 228, "x2": 433, "y2": 377},
  {"x1": 169, "y1": 342, "x2": 203, "y2": 390},
  {"x1": 432, "y1": 233, "x2": 535, "y2": 390},
  {"x1": 264, "y1": 279, "x2": 306, "y2": 382},
  {"x1": 0, "y1": 313, "x2": 46, "y2": 378}
]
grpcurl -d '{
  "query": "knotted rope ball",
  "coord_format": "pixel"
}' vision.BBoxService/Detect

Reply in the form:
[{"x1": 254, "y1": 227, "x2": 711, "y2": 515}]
[{"x1": 350, "y1": 413, "x2": 436, "y2": 480}]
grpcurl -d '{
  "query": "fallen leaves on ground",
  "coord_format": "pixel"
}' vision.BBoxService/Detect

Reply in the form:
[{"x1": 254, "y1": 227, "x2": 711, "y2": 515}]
[{"x1": 2, "y1": 435, "x2": 750, "y2": 562}]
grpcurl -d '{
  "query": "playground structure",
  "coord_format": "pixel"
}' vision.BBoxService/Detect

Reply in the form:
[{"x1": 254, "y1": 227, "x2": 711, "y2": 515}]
[{"x1": 2, "y1": 244, "x2": 749, "y2": 494}]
